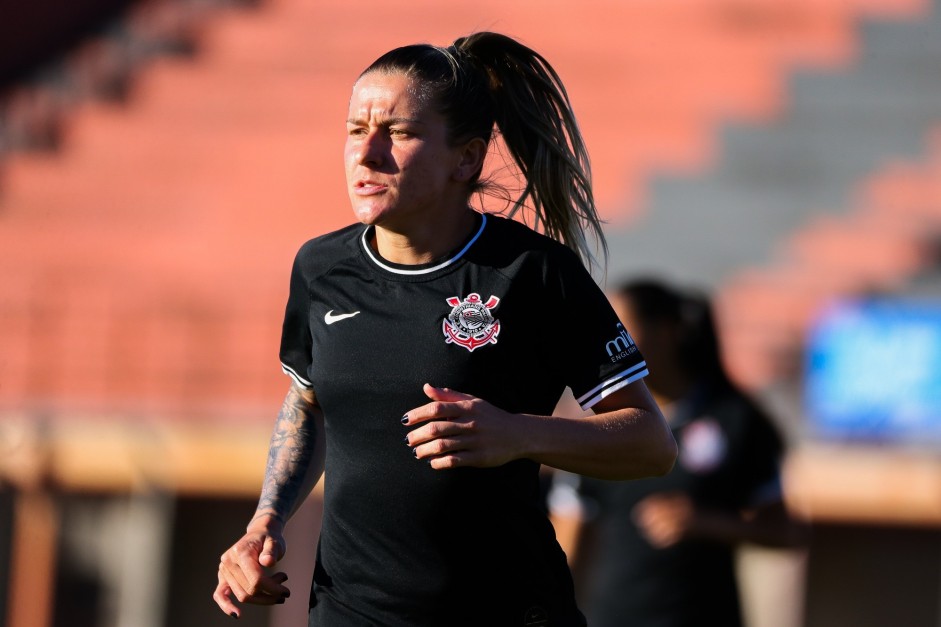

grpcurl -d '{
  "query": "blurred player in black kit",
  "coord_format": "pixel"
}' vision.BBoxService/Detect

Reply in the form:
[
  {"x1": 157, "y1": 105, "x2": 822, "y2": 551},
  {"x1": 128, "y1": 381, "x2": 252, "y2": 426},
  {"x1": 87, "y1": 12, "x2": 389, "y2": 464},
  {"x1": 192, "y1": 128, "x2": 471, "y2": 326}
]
[{"x1": 553, "y1": 279, "x2": 804, "y2": 627}]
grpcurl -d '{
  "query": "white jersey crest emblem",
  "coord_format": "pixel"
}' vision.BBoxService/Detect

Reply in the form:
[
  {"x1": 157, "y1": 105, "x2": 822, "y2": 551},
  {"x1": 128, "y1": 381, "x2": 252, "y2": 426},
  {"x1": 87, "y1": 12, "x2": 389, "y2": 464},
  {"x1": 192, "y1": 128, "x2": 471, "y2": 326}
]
[{"x1": 442, "y1": 293, "x2": 501, "y2": 352}]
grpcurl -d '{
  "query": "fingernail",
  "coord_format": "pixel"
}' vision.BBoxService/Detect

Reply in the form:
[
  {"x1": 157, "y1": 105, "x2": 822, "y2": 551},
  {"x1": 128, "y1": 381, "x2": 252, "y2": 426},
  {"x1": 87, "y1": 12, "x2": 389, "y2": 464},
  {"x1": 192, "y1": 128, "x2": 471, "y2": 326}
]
[
  {"x1": 284, "y1": 590, "x2": 291, "y2": 598},
  {"x1": 276, "y1": 598, "x2": 286, "y2": 604},
  {"x1": 230, "y1": 612, "x2": 238, "y2": 619},
  {"x1": 403, "y1": 436, "x2": 410, "y2": 445},
  {"x1": 400, "y1": 414, "x2": 408, "y2": 424},
  {"x1": 413, "y1": 448, "x2": 419, "y2": 458}
]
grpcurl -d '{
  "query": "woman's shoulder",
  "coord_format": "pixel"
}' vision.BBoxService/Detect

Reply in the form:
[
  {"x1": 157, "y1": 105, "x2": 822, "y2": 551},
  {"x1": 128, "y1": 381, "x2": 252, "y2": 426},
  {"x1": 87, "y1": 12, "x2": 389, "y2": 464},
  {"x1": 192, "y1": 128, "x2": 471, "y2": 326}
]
[
  {"x1": 292, "y1": 223, "x2": 365, "y2": 273},
  {"x1": 480, "y1": 213, "x2": 582, "y2": 265},
  {"x1": 701, "y1": 386, "x2": 785, "y2": 450}
]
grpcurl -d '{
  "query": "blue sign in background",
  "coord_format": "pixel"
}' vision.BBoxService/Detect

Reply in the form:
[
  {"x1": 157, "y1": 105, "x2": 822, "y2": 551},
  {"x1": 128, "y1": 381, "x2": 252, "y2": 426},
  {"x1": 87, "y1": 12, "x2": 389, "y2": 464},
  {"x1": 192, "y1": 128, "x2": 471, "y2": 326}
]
[{"x1": 805, "y1": 299, "x2": 941, "y2": 443}]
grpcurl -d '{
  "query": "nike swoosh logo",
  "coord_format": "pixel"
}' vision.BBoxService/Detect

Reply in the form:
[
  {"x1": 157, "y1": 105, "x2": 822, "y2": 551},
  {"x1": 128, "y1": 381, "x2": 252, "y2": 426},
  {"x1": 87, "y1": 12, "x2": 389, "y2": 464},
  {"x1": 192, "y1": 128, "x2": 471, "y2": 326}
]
[{"x1": 324, "y1": 310, "x2": 360, "y2": 325}]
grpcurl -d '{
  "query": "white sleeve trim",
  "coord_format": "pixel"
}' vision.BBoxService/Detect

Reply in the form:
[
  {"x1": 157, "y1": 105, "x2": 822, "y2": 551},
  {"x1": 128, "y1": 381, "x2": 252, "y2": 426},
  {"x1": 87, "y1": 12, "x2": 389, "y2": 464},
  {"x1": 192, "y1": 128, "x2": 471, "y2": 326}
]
[
  {"x1": 576, "y1": 362, "x2": 649, "y2": 410},
  {"x1": 281, "y1": 362, "x2": 313, "y2": 389}
]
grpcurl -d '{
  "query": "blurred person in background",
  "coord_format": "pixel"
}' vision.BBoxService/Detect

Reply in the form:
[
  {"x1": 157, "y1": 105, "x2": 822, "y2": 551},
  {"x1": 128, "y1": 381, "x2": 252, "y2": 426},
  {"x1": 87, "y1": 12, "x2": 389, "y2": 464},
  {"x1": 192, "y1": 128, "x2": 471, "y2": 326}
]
[
  {"x1": 212, "y1": 32, "x2": 676, "y2": 626},
  {"x1": 551, "y1": 278, "x2": 805, "y2": 627}
]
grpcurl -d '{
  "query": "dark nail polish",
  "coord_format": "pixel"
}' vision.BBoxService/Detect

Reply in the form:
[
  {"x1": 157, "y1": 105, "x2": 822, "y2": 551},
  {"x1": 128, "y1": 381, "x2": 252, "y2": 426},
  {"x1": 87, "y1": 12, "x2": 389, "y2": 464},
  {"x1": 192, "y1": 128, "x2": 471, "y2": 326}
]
[
  {"x1": 400, "y1": 414, "x2": 408, "y2": 424},
  {"x1": 230, "y1": 612, "x2": 238, "y2": 619},
  {"x1": 403, "y1": 436, "x2": 410, "y2": 445},
  {"x1": 276, "y1": 598, "x2": 286, "y2": 604},
  {"x1": 413, "y1": 448, "x2": 419, "y2": 458}
]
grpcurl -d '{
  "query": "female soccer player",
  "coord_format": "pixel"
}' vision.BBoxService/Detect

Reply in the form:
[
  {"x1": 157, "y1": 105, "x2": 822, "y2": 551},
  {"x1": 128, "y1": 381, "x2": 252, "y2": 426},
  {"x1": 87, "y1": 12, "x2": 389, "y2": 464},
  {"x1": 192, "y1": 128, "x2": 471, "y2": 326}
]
[{"x1": 213, "y1": 32, "x2": 676, "y2": 626}]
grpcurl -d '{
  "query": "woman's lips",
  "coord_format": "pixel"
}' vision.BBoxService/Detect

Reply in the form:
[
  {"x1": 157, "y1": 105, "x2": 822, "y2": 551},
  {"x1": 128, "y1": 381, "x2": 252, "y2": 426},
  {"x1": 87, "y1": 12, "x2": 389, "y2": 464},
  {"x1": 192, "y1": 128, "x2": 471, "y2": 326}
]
[{"x1": 354, "y1": 181, "x2": 387, "y2": 195}]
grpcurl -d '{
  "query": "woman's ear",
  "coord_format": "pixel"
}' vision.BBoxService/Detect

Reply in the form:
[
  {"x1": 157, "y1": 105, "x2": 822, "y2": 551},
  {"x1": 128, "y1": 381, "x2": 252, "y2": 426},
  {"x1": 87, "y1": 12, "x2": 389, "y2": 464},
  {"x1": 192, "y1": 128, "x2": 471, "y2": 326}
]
[{"x1": 453, "y1": 137, "x2": 488, "y2": 182}]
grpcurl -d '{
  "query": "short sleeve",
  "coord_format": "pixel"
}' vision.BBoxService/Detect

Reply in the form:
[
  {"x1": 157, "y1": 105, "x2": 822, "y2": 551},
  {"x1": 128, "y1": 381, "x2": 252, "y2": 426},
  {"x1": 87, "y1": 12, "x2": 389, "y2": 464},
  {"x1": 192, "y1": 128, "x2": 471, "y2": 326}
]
[
  {"x1": 550, "y1": 250, "x2": 648, "y2": 410},
  {"x1": 279, "y1": 247, "x2": 314, "y2": 389}
]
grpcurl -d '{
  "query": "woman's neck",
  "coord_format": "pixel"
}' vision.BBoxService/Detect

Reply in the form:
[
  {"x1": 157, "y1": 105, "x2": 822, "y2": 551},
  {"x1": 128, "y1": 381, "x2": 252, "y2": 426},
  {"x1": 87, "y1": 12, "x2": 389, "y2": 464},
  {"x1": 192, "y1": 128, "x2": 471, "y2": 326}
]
[{"x1": 372, "y1": 208, "x2": 479, "y2": 265}]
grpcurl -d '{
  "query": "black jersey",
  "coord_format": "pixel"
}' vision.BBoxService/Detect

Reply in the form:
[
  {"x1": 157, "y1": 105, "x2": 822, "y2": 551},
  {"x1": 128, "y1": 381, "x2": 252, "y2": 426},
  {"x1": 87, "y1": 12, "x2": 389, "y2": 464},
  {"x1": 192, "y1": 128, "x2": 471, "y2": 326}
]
[
  {"x1": 279, "y1": 213, "x2": 648, "y2": 627},
  {"x1": 576, "y1": 385, "x2": 784, "y2": 627}
]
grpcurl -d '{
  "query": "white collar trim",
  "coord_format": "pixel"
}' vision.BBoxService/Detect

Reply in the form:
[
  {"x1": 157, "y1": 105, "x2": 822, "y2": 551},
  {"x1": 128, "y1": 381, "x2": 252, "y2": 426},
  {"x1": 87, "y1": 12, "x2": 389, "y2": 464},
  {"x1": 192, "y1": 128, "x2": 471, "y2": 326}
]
[{"x1": 360, "y1": 213, "x2": 487, "y2": 275}]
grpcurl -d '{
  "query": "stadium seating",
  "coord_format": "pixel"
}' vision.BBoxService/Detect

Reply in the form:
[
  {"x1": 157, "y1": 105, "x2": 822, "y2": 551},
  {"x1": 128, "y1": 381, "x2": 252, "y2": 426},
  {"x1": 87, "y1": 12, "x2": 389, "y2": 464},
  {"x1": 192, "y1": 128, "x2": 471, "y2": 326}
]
[{"x1": 0, "y1": 0, "x2": 936, "y2": 421}]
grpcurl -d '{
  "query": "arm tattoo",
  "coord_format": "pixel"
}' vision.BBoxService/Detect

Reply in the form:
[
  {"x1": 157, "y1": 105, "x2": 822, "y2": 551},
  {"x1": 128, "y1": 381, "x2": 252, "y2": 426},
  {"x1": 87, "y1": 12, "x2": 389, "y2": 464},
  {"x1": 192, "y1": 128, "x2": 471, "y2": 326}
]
[{"x1": 254, "y1": 385, "x2": 317, "y2": 523}]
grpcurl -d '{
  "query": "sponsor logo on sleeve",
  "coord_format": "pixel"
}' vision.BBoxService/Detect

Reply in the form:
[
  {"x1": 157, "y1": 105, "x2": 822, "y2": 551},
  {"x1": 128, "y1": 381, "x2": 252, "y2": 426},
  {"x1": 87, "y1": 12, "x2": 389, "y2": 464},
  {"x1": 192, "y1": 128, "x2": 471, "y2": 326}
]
[
  {"x1": 442, "y1": 293, "x2": 501, "y2": 352},
  {"x1": 605, "y1": 323, "x2": 638, "y2": 362}
]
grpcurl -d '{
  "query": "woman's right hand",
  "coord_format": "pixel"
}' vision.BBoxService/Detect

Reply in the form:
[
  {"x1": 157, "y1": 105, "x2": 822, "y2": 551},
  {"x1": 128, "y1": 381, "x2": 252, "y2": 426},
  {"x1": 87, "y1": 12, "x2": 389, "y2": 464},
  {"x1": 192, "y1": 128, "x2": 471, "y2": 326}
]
[{"x1": 213, "y1": 517, "x2": 291, "y2": 618}]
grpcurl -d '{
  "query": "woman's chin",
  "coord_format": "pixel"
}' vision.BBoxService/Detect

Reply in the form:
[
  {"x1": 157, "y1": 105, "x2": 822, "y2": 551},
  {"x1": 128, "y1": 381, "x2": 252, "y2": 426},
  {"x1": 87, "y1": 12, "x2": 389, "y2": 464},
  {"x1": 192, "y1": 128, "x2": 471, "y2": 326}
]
[{"x1": 352, "y1": 206, "x2": 384, "y2": 226}]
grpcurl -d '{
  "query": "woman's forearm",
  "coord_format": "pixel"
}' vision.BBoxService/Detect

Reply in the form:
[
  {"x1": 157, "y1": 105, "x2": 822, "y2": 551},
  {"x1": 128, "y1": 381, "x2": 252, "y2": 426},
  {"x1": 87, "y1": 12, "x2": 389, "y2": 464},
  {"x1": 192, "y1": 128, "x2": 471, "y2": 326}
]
[
  {"x1": 251, "y1": 383, "x2": 325, "y2": 528},
  {"x1": 523, "y1": 407, "x2": 676, "y2": 480},
  {"x1": 523, "y1": 381, "x2": 675, "y2": 480}
]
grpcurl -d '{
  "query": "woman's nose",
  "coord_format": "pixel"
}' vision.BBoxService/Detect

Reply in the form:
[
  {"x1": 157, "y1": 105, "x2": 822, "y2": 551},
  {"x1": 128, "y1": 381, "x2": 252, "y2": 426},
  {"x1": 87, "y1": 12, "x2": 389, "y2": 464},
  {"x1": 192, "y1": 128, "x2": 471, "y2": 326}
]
[{"x1": 356, "y1": 130, "x2": 387, "y2": 167}]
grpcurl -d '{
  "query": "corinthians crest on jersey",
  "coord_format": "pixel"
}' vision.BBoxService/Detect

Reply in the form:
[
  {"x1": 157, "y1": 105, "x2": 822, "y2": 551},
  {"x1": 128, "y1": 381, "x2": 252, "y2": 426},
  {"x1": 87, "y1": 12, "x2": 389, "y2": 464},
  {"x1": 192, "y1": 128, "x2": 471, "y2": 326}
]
[{"x1": 442, "y1": 293, "x2": 501, "y2": 352}]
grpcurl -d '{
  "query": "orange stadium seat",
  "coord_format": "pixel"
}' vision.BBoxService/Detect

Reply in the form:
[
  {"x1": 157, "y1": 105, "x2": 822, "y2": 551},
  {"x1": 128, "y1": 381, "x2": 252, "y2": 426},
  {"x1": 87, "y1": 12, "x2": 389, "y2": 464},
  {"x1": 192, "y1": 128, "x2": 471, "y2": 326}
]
[{"x1": 0, "y1": 0, "x2": 933, "y2": 415}]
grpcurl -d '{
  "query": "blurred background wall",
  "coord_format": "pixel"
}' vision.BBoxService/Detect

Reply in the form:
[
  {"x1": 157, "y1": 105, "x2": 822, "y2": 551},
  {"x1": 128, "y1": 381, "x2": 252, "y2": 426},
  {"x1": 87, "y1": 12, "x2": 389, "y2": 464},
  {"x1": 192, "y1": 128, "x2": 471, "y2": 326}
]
[{"x1": 1, "y1": 0, "x2": 940, "y2": 625}]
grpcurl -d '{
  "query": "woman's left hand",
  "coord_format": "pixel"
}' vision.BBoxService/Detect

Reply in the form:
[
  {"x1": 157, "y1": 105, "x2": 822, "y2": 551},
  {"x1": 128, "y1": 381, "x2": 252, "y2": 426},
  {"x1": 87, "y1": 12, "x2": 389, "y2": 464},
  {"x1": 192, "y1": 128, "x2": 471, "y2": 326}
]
[{"x1": 403, "y1": 384, "x2": 527, "y2": 469}]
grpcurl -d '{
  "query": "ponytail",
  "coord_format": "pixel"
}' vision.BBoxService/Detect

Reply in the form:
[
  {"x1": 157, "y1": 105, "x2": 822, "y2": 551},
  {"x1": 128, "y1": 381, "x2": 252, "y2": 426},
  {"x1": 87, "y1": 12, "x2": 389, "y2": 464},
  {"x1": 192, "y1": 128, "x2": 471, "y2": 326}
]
[
  {"x1": 455, "y1": 32, "x2": 606, "y2": 270},
  {"x1": 360, "y1": 32, "x2": 607, "y2": 270}
]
